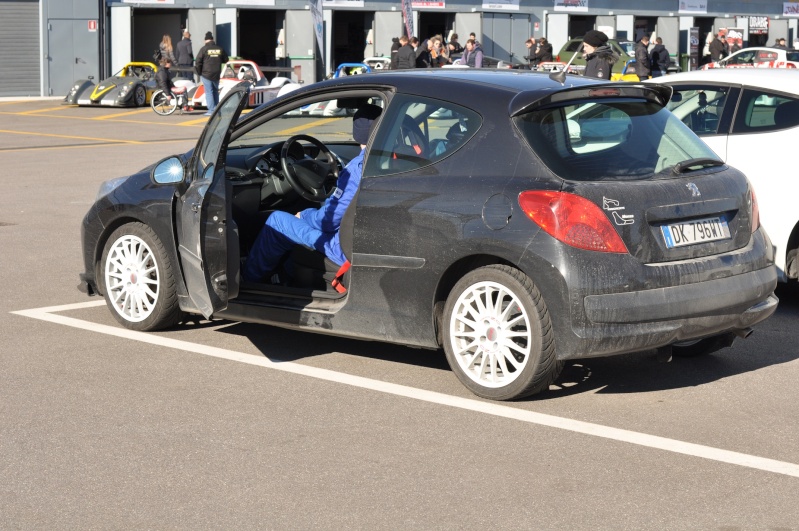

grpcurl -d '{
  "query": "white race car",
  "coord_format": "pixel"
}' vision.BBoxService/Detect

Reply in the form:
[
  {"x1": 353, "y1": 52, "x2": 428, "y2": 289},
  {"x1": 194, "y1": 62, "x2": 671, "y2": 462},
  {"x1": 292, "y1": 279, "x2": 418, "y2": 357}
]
[
  {"x1": 701, "y1": 47, "x2": 799, "y2": 70},
  {"x1": 190, "y1": 59, "x2": 300, "y2": 108}
]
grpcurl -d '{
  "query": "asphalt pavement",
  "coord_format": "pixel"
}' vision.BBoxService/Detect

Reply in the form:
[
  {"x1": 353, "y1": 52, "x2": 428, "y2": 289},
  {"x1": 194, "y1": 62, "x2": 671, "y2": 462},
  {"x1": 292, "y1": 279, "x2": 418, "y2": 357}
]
[{"x1": 2, "y1": 99, "x2": 799, "y2": 529}]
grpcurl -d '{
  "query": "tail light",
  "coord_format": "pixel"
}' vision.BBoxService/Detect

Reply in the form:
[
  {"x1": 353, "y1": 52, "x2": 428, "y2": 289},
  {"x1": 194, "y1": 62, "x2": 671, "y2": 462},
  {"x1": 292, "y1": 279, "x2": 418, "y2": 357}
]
[
  {"x1": 750, "y1": 187, "x2": 760, "y2": 233},
  {"x1": 518, "y1": 191, "x2": 628, "y2": 253}
]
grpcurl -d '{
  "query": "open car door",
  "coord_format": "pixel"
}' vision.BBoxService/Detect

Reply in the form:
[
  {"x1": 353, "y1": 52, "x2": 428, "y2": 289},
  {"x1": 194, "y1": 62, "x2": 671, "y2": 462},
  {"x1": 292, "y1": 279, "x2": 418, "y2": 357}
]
[{"x1": 175, "y1": 84, "x2": 249, "y2": 318}]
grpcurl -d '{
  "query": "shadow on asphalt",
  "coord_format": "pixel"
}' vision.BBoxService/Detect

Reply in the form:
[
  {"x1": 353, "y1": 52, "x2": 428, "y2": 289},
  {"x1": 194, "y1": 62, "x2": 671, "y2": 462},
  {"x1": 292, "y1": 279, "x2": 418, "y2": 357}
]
[
  {"x1": 210, "y1": 283, "x2": 799, "y2": 401},
  {"x1": 542, "y1": 282, "x2": 799, "y2": 399}
]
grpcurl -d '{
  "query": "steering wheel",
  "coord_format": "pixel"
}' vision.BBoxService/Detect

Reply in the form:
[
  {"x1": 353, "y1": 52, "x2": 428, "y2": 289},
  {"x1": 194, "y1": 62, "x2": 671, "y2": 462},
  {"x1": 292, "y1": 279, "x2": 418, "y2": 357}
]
[{"x1": 280, "y1": 134, "x2": 340, "y2": 202}]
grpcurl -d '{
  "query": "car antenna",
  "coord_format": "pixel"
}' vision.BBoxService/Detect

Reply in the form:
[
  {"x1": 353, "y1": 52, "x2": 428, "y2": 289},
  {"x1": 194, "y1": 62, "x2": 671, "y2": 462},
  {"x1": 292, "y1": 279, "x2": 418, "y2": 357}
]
[{"x1": 550, "y1": 43, "x2": 583, "y2": 84}]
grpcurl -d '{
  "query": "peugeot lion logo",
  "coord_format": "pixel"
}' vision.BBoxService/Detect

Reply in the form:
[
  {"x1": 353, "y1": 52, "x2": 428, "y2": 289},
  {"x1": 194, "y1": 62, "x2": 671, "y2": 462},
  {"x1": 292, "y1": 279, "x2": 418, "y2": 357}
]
[{"x1": 686, "y1": 183, "x2": 701, "y2": 197}]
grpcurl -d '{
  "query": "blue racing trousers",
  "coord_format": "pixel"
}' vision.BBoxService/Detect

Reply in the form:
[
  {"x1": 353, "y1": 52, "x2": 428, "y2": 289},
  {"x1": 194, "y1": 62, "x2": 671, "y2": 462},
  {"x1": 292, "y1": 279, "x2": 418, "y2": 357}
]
[{"x1": 242, "y1": 210, "x2": 342, "y2": 283}]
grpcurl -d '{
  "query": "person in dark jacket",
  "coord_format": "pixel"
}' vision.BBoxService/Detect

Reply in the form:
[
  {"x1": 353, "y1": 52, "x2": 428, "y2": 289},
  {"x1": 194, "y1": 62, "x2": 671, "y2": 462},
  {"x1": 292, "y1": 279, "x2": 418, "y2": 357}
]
[
  {"x1": 416, "y1": 38, "x2": 433, "y2": 68},
  {"x1": 462, "y1": 39, "x2": 484, "y2": 68},
  {"x1": 524, "y1": 39, "x2": 536, "y2": 67},
  {"x1": 534, "y1": 37, "x2": 553, "y2": 65},
  {"x1": 582, "y1": 30, "x2": 618, "y2": 79},
  {"x1": 194, "y1": 31, "x2": 229, "y2": 116},
  {"x1": 709, "y1": 34, "x2": 726, "y2": 61},
  {"x1": 395, "y1": 36, "x2": 416, "y2": 69},
  {"x1": 649, "y1": 37, "x2": 669, "y2": 77},
  {"x1": 448, "y1": 33, "x2": 463, "y2": 54},
  {"x1": 175, "y1": 30, "x2": 194, "y2": 80},
  {"x1": 389, "y1": 37, "x2": 401, "y2": 69},
  {"x1": 634, "y1": 34, "x2": 651, "y2": 80},
  {"x1": 155, "y1": 58, "x2": 175, "y2": 97}
]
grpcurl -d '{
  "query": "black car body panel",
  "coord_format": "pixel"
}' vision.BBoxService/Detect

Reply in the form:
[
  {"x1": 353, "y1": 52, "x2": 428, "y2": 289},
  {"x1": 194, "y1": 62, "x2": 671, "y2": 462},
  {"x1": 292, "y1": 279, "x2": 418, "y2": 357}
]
[{"x1": 80, "y1": 69, "x2": 778, "y2": 399}]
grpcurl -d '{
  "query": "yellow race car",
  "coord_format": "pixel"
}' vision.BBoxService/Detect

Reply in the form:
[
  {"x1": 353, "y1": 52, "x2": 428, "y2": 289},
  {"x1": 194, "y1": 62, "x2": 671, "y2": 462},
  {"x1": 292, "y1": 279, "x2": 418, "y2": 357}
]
[{"x1": 64, "y1": 62, "x2": 159, "y2": 107}]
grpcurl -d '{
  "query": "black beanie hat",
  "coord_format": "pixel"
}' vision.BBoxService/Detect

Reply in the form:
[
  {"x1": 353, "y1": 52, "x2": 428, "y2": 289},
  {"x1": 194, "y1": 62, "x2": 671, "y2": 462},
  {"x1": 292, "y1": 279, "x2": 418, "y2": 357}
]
[
  {"x1": 205, "y1": 31, "x2": 213, "y2": 40},
  {"x1": 583, "y1": 30, "x2": 608, "y2": 47}
]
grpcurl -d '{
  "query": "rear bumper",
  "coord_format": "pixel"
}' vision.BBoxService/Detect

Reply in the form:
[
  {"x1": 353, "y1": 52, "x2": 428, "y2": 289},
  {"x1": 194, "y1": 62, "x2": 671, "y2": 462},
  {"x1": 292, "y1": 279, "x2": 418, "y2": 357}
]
[{"x1": 584, "y1": 265, "x2": 777, "y2": 323}]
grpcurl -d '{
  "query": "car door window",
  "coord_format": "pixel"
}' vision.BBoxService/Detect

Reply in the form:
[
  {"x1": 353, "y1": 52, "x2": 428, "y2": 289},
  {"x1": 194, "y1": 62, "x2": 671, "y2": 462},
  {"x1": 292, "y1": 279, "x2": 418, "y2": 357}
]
[
  {"x1": 733, "y1": 89, "x2": 799, "y2": 133},
  {"x1": 667, "y1": 86, "x2": 731, "y2": 135},
  {"x1": 727, "y1": 51, "x2": 754, "y2": 65},
  {"x1": 365, "y1": 94, "x2": 481, "y2": 176}
]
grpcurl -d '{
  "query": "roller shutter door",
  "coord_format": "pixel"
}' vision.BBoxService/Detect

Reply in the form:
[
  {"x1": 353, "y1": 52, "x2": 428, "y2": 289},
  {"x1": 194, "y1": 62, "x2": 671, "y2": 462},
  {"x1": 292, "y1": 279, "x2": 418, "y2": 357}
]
[{"x1": 0, "y1": 0, "x2": 40, "y2": 97}]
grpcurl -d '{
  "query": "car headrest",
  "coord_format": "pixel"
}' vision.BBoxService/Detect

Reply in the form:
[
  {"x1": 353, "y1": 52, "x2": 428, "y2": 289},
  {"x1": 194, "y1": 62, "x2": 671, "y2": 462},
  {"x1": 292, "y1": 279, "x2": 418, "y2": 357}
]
[
  {"x1": 775, "y1": 100, "x2": 799, "y2": 129},
  {"x1": 336, "y1": 97, "x2": 369, "y2": 109}
]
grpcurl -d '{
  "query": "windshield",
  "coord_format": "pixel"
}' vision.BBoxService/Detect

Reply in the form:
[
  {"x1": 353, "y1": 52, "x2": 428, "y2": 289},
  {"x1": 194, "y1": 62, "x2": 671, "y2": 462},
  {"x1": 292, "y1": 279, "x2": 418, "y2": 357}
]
[{"x1": 515, "y1": 99, "x2": 720, "y2": 181}]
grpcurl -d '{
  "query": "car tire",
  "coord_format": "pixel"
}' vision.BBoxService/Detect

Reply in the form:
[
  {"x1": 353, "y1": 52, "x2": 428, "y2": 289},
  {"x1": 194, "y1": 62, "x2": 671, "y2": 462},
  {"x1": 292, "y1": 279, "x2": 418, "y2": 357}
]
[
  {"x1": 442, "y1": 265, "x2": 563, "y2": 400},
  {"x1": 100, "y1": 223, "x2": 184, "y2": 331},
  {"x1": 134, "y1": 85, "x2": 147, "y2": 107}
]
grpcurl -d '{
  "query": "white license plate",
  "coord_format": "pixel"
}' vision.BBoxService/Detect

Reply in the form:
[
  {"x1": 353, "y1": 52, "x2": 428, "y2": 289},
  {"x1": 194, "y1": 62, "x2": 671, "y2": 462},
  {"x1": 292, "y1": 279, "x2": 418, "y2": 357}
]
[{"x1": 661, "y1": 215, "x2": 731, "y2": 248}]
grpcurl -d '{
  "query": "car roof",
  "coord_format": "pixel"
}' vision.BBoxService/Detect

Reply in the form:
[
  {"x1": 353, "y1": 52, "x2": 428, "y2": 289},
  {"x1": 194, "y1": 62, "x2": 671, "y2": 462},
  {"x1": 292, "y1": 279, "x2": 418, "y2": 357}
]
[
  {"x1": 644, "y1": 69, "x2": 799, "y2": 94},
  {"x1": 292, "y1": 68, "x2": 606, "y2": 100}
]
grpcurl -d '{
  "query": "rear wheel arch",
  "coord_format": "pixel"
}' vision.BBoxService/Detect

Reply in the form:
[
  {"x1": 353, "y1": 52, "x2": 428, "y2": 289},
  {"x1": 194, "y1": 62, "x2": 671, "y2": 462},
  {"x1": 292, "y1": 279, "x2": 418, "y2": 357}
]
[
  {"x1": 433, "y1": 255, "x2": 512, "y2": 345},
  {"x1": 785, "y1": 222, "x2": 799, "y2": 279},
  {"x1": 440, "y1": 263, "x2": 564, "y2": 400}
]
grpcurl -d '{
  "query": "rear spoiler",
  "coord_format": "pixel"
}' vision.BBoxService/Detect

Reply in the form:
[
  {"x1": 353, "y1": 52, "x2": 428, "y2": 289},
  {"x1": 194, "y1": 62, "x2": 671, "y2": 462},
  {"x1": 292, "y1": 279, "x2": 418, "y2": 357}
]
[{"x1": 509, "y1": 82, "x2": 673, "y2": 117}]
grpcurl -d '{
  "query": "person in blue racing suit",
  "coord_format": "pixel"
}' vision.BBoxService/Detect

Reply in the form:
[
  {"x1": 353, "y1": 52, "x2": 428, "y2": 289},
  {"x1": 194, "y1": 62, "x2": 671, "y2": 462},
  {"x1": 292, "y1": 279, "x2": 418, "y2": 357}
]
[{"x1": 243, "y1": 104, "x2": 383, "y2": 283}]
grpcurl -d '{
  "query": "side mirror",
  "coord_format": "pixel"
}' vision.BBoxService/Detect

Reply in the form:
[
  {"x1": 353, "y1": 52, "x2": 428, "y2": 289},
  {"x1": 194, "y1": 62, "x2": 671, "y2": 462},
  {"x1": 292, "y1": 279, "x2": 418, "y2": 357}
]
[
  {"x1": 671, "y1": 92, "x2": 683, "y2": 102},
  {"x1": 151, "y1": 156, "x2": 185, "y2": 184}
]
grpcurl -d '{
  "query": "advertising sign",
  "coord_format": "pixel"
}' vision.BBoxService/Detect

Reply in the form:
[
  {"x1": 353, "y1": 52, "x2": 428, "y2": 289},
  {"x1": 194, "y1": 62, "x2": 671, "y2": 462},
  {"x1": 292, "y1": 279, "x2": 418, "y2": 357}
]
[
  {"x1": 748, "y1": 16, "x2": 769, "y2": 35},
  {"x1": 483, "y1": 0, "x2": 520, "y2": 11},
  {"x1": 784, "y1": 2, "x2": 799, "y2": 16},
  {"x1": 412, "y1": 0, "x2": 445, "y2": 7},
  {"x1": 678, "y1": 1, "x2": 707, "y2": 14},
  {"x1": 309, "y1": 0, "x2": 324, "y2": 68},
  {"x1": 226, "y1": 0, "x2": 276, "y2": 5},
  {"x1": 554, "y1": 0, "x2": 588, "y2": 12},
  {"x1": 689, "y1": 27, "x2": 699, "y2": 70},
  {"x1": 402, "y1": 0, "x2": 414, "y2": 38}
]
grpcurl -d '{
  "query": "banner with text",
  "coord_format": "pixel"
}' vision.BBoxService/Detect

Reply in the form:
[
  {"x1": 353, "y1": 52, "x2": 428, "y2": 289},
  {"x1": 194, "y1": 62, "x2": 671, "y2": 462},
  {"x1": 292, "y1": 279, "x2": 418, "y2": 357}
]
[
  {"x1": 784, "y1": 2, "x2": 799, "y2": 16},
  {"x1": 678, "y1": 1, "x2": 707, "y2": 14},
  {"x1": 554, "y1": 0, "x2": 587, "y2": 12}
]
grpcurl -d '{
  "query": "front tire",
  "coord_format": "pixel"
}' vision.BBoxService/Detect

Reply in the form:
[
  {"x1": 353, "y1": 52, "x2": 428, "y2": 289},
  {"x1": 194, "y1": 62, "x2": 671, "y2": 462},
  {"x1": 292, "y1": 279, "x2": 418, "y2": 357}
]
[
  {"x1": 442, "y1": 265, "x2": 563, "y2": 400},
  {"x1": 100, "y1": 223, "x2": 184, "y2": 331},
  {"x1": 134, "y1": 85, "x2": 147, "y2": 106}
]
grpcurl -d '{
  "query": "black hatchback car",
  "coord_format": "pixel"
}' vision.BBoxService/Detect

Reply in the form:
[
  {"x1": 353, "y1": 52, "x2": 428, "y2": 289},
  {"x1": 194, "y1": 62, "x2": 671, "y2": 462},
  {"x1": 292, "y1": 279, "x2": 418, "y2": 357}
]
[{"x1": 79, "y1": 70, "x2": 778, "y2": 400}]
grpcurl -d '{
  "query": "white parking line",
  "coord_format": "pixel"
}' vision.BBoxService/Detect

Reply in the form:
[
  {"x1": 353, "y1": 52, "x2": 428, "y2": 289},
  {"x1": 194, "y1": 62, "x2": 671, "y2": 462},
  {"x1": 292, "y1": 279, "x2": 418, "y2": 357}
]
[{"x1": 12, "y1": 300, "x2": 799, "y2": 479}]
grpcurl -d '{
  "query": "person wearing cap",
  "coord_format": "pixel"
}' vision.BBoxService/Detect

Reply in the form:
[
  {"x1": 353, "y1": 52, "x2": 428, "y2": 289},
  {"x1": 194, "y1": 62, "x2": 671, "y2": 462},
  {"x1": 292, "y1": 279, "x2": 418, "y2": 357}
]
[
  {"x1": 582, "y1": 30, "x2": 618, "y2": 79},
  {"x1": 194, "y1": 31, "x2": 229, "y2": 116},
  {"x1": 634, "y1": 34, "x2": 651, "y2": 80},
  {"x1": 243, "y1": 104, "x2": 383, "y2": 284}
]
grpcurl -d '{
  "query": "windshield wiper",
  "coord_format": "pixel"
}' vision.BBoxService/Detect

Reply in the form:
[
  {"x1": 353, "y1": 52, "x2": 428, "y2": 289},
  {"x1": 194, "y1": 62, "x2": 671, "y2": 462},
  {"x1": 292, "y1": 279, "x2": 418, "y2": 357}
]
[{"x1": 672, "y1": 158, "x2": 724, "y2": 174}]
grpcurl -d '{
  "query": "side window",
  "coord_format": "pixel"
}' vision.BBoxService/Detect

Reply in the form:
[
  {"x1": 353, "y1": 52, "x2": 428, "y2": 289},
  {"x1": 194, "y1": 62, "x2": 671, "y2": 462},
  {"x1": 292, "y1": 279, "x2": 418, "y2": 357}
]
[
  {"x1": 728, "y1": 51, "x2": 754, "y2": 65},
  {"x1": 566, "y1": 41, "x2": 582, "y2": 53},
  {"x1": 733, "y1": 89, "x2": 799, "y2": 133},
  {"x1": 365, "y1": 94, "x2": 481, "y2": 176},
  {"x1": 667, "y1": 86, "x2": 730, "y2": 135}
]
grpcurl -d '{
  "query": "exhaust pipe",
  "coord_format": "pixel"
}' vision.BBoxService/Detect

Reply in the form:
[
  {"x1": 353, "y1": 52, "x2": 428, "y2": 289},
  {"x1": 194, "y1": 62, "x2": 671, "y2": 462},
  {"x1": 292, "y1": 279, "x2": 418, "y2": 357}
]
[{"x1": 734, "y1": 327, "x2": 754, "y2": 339}]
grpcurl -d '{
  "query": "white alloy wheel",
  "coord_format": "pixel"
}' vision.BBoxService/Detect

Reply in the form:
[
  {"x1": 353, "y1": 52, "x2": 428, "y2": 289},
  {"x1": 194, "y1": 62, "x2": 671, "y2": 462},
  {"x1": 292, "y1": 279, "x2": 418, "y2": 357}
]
[
  {"x1": 100, "y1": 223, "x2": 183, "y2": 331},
  {"x1": 449, "y1": 280, "x2": 532, "y2": 389},
  {"x1": 442, "y1": 265, "x2": 561, "y2": 400},
  {"x1": 104, "y1": 234, "x2": 160, "y2": 323}
]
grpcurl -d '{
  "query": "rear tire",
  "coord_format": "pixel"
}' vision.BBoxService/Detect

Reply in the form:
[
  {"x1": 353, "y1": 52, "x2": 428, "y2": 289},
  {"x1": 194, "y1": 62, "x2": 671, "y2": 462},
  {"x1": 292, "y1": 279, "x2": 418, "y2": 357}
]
[
  {"x1": 100, "y1": 223, "x2": 184, "y2": 331},
  {"x1": 442, "y1": 265, "x2": 563, "y2": 400},
  {"x1": 151, "y1": 89, "x2": 177, "y2": 116}
]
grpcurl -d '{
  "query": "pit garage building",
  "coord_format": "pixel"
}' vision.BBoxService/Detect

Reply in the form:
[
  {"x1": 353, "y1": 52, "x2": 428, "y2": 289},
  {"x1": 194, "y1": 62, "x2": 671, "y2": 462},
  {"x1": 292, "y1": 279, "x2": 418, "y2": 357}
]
[{"x1": 2, "y1": 0, "x2": 798, "y2": 98}]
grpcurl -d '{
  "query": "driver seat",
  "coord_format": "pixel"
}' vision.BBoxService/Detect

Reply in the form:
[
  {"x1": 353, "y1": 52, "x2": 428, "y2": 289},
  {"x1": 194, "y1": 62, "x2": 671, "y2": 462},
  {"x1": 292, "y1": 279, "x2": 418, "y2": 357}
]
[{"x1": 287, "y1": 191, "x2": 357, "y2": 294}]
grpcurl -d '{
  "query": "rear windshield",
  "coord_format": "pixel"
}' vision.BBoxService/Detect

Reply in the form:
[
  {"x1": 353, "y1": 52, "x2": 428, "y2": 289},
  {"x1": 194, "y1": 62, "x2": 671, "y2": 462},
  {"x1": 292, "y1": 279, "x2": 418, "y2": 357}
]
[
  {"x1": 514, "y1": 99, "x2": 719, "y2": 181},
  {"x1": 786, "y1": 51, "x2": 799, "y2": 62}
]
